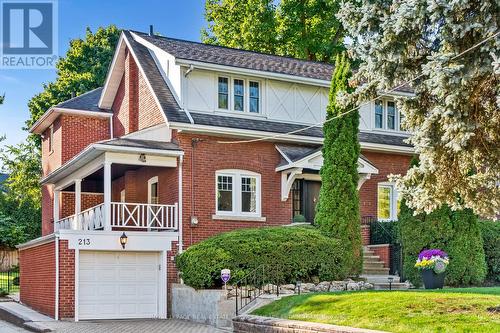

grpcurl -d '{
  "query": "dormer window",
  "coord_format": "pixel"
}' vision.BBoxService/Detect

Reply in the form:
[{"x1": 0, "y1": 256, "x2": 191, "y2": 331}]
[
  {"x1": 374, "y1": 100, "x2": 404, "y2": 131},
  {"x1": 217, "y1": 76, "x2": 261, "y2": 114},
  {"x1": 234, "y1": 79, "x2": 244, "y2": 111},
  {"x1": 218, "y1": 77, "x2": 229, "y2": 109}
]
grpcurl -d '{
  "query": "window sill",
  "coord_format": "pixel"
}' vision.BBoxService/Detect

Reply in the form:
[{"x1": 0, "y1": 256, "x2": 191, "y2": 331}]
[{"x1": 212, "y1": 214, "x2": 266, "y2": 222}]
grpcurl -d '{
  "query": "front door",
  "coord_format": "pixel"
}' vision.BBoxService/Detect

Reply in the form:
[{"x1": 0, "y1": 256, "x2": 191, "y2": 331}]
[{"x1": 304, "y1": 181, "x2": 321, "y2": 223}]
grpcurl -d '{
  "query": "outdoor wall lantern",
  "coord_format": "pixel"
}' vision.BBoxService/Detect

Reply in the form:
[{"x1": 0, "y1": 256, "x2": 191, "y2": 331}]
[{"x1": 120, "y1": 232, "x2": 128, "y2": 249}]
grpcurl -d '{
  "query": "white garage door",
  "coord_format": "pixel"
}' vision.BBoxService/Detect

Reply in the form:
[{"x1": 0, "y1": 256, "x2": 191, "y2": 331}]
[{"x1": 79, "y1": 251, "x2": 160, "y2": 320}]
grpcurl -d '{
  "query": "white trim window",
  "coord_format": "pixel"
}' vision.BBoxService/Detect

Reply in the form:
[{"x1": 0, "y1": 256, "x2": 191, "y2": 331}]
[
  {"x1": 377, "y1": 182, "x2": 400, "y2": 221},
  {"x1": 373, "y1": 100, "x2": 405, "y2": 132},
  {"x1": 216, "y1": 169, "x2": 261, "y2": 217},
  {"x1": 48, "y1": 125, "x2": 54, "y2": 153},
  {"x1": 216, "y1": 76, "x2": 261, "y2": 114},
  {"x1": 148, "y1": 176, "x2": 159, "y2": 204}
]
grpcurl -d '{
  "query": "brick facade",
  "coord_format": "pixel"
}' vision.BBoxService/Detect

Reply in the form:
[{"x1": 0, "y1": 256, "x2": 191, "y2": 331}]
[{"x1": 19, "y1": 241, "x2": 56, "y2": 317}]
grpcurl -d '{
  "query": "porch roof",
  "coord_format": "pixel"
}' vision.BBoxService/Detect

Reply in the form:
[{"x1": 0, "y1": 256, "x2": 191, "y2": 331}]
[
  {"x1": 41, "y1": 138, "x2": 183, "y2": 186},
  {"x1": 275, "y1": 144, "x2": 379, "y2": 175}
]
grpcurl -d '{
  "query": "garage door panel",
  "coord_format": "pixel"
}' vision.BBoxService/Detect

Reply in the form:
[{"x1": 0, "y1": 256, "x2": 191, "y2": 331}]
[{"x1": 79, "y1": 251, "x2": 160, "y2": 320}]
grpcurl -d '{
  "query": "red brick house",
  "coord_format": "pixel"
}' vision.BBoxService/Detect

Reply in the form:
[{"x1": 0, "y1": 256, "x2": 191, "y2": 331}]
[{"x1": 18, "y1": 30, "x2": 413, "y2": 321}]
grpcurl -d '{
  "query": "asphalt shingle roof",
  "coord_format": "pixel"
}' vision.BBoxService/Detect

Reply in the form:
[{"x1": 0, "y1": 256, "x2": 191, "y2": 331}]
[
  {"x1": 132, "y1": 31, "x2": 335, "y2": 81},
  {"x1": 54, "y1": 87, "x2": 109, "y2": 112},
  {"x1": 98, "y1": 138, "x2": 182, "y2": 151}
]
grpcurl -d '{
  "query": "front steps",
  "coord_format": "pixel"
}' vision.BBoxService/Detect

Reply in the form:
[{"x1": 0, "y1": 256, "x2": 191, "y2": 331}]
[{"x1": 362, "y1": 246, "x2": 409, "y2": 290}]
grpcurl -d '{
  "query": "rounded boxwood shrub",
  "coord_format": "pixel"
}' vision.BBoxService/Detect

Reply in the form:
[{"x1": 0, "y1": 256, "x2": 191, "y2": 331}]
[
  {"x1": 175, "y1": 226, "x2": 348, "y2": 289},
  {"x1": 478, "y1": 219, "x2": 500, "y2": 282}
]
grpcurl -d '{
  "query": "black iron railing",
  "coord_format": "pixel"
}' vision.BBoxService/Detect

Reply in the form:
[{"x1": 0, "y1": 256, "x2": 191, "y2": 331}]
[
  {"x1": 233, "y1": 265, "x2": 280, "y2": 315},
  {"x1": 0, "y1": 270, "x2": 19, "y2": 294}
]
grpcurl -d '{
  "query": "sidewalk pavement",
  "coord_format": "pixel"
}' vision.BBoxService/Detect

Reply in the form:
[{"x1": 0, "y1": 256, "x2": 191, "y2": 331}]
[{"x1": 0, "y1": 301, "x2": 53, "y2": 332}]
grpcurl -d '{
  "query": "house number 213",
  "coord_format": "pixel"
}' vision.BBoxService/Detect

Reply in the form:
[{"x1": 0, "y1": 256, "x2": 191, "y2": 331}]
[{"x1": 78, "y1": 238, "x2": 91, "y2": 246}]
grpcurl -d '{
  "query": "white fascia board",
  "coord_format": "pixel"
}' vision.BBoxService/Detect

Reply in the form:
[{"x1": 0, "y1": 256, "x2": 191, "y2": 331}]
[
  {"x1": 171, "y1": 121, "x2": 414, "y2": 154},
  {"x1": 175, "y1": 58, "x2": 332, "y2": 88},
  {"x1": 96, "y1": 144, "x2": 184, "y2": 157},
  {"x1": 17, "y1": 233, "x2": 56, "y2": 250},
  {"x1": 275, "y1": 145, "x2": 293, "y2": 164},
  {"x1": 98, "y1": 34, "x2": 126, "y2": 108}
]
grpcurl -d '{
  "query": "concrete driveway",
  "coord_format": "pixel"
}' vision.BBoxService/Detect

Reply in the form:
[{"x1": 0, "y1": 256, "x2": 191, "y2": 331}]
[
  {"x1": 0, "y1": 319, "x2": 31, "y2": 333},
  {"x1": 44, "y1": 319, "x2": 229, "y2": 333}
]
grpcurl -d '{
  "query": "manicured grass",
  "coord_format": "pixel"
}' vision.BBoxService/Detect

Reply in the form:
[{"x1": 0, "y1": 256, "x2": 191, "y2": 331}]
[
  {"x1": 252, "y1": 288, "x2": 500, "y2": 333},
  {"x1": 0, "y1": 272, "x2": 19, "y2": 293}
]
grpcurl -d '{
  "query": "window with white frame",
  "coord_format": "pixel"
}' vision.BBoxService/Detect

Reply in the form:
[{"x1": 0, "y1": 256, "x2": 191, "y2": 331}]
[
  {"x1": 48, "y1": 125, "x2": 54, "y2": 153},
  {"x1": 374, "y1": 100, "x2": 405, "y2": 131},
  {"x1": 216, "y1": 170, "x2": 261, "y2": 216},
  {"x1": 377, "y1": 183, "x2": 401, "y2": 221},
  {"x1": 217, "y1": 76, "x2": 261, "y2": 114}
]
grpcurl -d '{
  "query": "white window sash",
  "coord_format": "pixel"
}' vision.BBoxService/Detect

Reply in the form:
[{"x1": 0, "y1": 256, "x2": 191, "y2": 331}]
[{"x1": 215, "y1": 170, "x2": 261, "y2": 217}]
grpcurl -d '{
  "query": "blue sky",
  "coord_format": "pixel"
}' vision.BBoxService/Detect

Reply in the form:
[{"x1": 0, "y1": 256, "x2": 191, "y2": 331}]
[{"x1": 0, "y1": 0, "x2": 205, "y2": 152}]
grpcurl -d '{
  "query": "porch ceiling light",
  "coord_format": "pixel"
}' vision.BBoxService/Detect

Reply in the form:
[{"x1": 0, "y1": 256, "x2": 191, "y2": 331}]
[
  {"x1": 120, "y1": 232, "x2": 128, "y2": 249},
  {"x1": 139, "y1": 153, "x2": 146, "y2": 163}
]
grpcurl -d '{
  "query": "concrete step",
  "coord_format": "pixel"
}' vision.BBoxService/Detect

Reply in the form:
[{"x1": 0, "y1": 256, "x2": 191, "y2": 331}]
[
  {"x1": 363, "y1": 258, "x2": 384, "y2": 265},
  {"x1": 363, "y1": 255, "x2": 381, "y2": 260},
  {"x1": 363, "y1": 250, "x2": 375, "y2": 255},
  {"x1": 362, "y1": 267, "x2": 390, "y2": 275},
  {"x1": 361, "y1": 275, "x2": 401, "y2": 284},
  {"x1": 363, "y1": 262, "x2": 386, "y2": 269},
  {"x1": 373, "y1": 282, "x2": 409, "y2": 290}
]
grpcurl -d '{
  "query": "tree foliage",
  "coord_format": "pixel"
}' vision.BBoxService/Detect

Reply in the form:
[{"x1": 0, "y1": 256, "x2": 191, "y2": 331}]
[
  {"x1": 203, "y1": 0, "x2": 345, "y2": 62},
  {"x1": 315, "y1": 54, "x2": 362, "y2": 275},
  {"x1": 399, "y1": 158, "x2": 487, "y2": 286},
  {"x1": 0, "y1": 137, "x2": 41, "y2": 247},
  {"x1": 338, "y1": 0, "x2": 500, "y2": 218},
  {"x1": 27, "y1": 25, "x2": 121, "y2": 132}
]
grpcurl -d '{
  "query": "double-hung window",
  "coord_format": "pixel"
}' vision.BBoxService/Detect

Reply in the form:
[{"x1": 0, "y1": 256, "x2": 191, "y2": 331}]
[
  {"x1": 48, "y1": 125, "x2": 54, "y2": 153},
  {"x1": 218, "y1": 77, "x2": 229, "y2": 110},
  {"x1": 249, "y1": 81, "x2": 260, "y2": 113},
  {"x1": 217, "y1": 76, "x2": 261, "y2": 114},
  {"x1": 387, "y1": 101, "x2": 396, "y2": 130},
  {"x1": 216, "y1": 170, "x2": 261, "y2": 217},
  {"x1": 375, "y1": 101, "x2": 384, "y2": 129},
  {"x1": 377, "y1": 183, "x2": 400, "y2": 221}
]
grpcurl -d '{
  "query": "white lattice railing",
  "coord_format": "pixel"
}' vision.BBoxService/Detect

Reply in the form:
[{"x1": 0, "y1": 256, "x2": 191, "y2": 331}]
[
  {"x1": 54, "y1": 202, "x2": 178, "y2": 231},
  {"x1": 111, "y1": 202, "x2": 178, "y2": 230}
]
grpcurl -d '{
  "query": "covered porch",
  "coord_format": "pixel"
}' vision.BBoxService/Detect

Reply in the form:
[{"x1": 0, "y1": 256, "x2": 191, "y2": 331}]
[
  {"x1": 42, "y1": 138, "x2": 184, "y2": 233},
  {"x1": 276, "y1": 144, "x2": 379, "y2": 222}
]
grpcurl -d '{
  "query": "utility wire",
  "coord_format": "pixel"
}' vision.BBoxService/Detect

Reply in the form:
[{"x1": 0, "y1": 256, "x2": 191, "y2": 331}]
[{"x1": 217, "y1": 30, "x2": 500, "y2": 144}]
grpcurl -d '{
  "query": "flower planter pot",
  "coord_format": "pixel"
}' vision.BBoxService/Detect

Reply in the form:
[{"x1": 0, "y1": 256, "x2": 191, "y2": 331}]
[{"x1": 421, "y1": 269, "x2": 445, "y2": 289}]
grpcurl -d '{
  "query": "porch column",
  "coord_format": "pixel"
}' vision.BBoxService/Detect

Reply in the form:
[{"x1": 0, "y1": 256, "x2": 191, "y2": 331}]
[
  {"x1": 73, "y1": 179, "x2": 82, "y2": 230},
  {"x1": 53, "y1": 188, "x2": 60, "y2": 226},
  {"x1": 103, "y1": 161, "x2": 112, "y2": 231}
]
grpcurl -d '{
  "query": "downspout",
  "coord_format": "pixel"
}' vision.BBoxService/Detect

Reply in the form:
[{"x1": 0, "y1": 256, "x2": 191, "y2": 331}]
[
  {"x1": 55, "y1": 233, "x2": 59, "y2": 320},
  {"x1": 178, "y1": 155, "x2": 184, "y2": 254}
]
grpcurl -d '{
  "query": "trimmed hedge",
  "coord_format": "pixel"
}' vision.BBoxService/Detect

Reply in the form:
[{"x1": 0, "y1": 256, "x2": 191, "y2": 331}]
[
  {"x1": 400, "y1": 203, "x2": 487, "y2": 287},
  {"x1": 478, "y1": 220, "x2": 500, "y2": 282},
  {"x1": 175, "y1": 226, "x2": 348, "y2": 289}
]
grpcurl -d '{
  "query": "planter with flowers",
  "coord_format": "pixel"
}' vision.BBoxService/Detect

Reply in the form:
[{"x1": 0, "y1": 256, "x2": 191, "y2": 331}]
[{"x1": 415, "y1": 249, "x2": 449, "y2": 289}]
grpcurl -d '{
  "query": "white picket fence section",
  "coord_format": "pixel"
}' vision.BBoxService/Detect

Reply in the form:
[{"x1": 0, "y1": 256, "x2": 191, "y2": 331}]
[{"x1": 54, "y1": 202, "x2": 178, "y2": 231}]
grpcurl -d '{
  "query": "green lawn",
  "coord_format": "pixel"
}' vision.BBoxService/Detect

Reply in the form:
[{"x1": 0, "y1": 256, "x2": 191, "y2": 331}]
[
  {"x1": 252, "y1": 287, "x2": 500, "y2": 333},
  {"x1": 0, "y1": 272, "x2": 19, "y2": 294}
]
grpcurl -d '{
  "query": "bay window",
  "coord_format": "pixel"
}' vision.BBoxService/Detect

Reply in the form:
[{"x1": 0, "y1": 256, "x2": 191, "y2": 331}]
[
  {"x1": 377, "y1": 183, "x2": 400, "y2": 221},
  {"x1": 216, "y1": 170, "x2": 261, "y2": 217}
]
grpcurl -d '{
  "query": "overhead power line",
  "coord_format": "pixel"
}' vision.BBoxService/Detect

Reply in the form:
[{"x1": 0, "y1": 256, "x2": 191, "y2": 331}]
[{"x1": 217, "y1": 30, "x2": 500, "y2": 145}]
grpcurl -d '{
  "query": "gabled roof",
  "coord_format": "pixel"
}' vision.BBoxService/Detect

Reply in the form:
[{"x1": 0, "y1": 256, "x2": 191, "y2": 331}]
[
  {"x1": 132, "y1": 31, "x2": 335, "y2": 82},
  {"x1": 55, "y1": 87, "x2": 108, "y2": 112}
]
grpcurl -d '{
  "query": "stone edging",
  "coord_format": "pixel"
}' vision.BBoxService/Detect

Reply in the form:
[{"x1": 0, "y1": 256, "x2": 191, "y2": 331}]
[{"x1": 233, "y1": 315, "x2": 389, "y2": 333}]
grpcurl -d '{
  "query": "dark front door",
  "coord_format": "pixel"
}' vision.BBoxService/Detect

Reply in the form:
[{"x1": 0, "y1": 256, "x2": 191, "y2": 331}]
[{"x1": 304, "y1": 180, "x2": 321, "y2": 223}]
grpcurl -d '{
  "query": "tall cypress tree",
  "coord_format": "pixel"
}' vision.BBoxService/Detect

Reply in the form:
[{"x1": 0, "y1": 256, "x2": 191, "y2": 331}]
[{"x1": 315, "y1": 54, "x2": 362, "y2": 275}]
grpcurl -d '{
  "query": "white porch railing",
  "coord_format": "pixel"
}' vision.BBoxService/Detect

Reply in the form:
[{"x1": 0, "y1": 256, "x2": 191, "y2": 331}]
[
  {"x1": 54, "y1": 202, "x2": 178, "y2": 231},
  {"x1": 111, "y1": 202, "x2": 178, "y2": 230}
]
